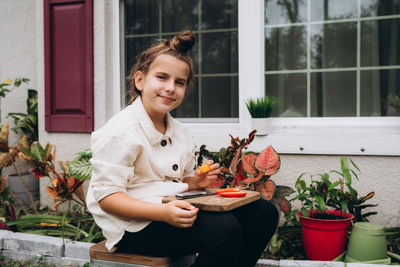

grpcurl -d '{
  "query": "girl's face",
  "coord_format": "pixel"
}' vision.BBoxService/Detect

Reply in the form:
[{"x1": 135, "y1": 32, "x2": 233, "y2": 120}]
[{"x1": 135, "y1": 54, "x2": 189, "y2": 120}]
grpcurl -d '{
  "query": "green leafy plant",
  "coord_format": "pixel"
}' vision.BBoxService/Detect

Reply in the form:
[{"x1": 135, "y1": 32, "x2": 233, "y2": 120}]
[
  {"x1": 388, "y1": 94, "x2": 400, "y2": 112},
  {"x1": 245, "y1": 96, "x2": 277, "y2": 118},
  {"x1": 291, "y1": 157, "x2": 377, "y2": 221},
  {"x1": 8, "y1": 89, "x2": 38, "y2": 144},
  {"x1": 385, "y1": 222, "x2": 400, "y2": 263},
  {"x1": 198, "y1": 131, "x2": 294, "y2": 215},
  {"x1": 18, "y1": 142, "x2": 86, "y2": 211},
  {"x1": 67, "y1": 149, "x2": 92, "y2": 180},
  {"x1": 0, "y1": 77, "x2": 29, "y2": 99},
  {"x1": 0, "y1": 121, "x2": 36, "y2": 215}
]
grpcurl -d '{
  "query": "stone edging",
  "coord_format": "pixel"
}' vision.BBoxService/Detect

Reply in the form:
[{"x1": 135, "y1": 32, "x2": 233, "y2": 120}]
[
  {"x1": 0, "y1": 230, "x2": 92, "y2": 266},
  {"x1": 0, "y1": 230, "x2": 393, "y2": 267}
]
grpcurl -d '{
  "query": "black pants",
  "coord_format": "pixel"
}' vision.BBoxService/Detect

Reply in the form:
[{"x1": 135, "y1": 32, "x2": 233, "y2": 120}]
[{"x1": 117, "y1": 199, "x2": 279, "y2": 267}]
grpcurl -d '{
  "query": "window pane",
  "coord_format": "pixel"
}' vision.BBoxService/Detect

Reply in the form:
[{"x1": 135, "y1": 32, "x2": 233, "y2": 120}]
[
  {"x1": 361, "y1": 18, "x2": 400, "y2": 67},
  {"x1": 171, "y1": 78, "x2": 199, "y2": 118},
  {"x1": 362, "y1": 0, "x2": 400, "y2": 17},
  {"x1": 162, "y1": 0, "x2": 199, "y2": 32},
  {"x1": 310, "y1": 0, "x2": 357, "y2": 21},
  {"x1": 125, "y1": 36, "x2": 155, "y2": 77},
  {"x1": 265, "y1": 25, "x2": 307, "y2": 70},
  {"x1": 201, "y1": 77, "x2": 238, "y2": 118},
  {"x1": 311, "y1": 71, "x2": 356, "y2": 117},
  {"x1": 125, "y1": 0, "x2": 159, "y2": 35},
  {"x1": 265, "y1": 73, "x2": 307, "y2": 117},
  {"x1": 123, "y1": 0, "x2": 238, "y2": 119},
  {"x1": 361, "y1": 69, "x2": 400, "y2": 116},
  {"x1": 311, "y1": 22, "x2": 357, "y2": 69},
  {"x1": 265, "y1": 0, "x2": 307, "y2": 25},
  {"x1": 202, "y1": 0, "x2": 238, "y2": 29},
  {"x1": 202, "y1": 32, "x2": 238, "y2": 74}
]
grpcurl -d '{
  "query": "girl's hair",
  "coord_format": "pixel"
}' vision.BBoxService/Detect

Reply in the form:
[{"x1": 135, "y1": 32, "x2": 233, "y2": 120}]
[{"x1": 127, "y1": 30, "x2": 195, "y2": 104}]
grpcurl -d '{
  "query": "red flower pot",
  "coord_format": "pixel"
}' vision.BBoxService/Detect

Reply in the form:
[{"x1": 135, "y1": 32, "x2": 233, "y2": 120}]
[{"x1": 298, "y1": 210, "x2": 354, "y2": 261}]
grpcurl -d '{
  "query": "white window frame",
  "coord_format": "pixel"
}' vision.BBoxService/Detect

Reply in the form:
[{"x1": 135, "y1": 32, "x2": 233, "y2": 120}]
[{"x1": 113, "y1": 0, "x2": 400, "y2": 156}]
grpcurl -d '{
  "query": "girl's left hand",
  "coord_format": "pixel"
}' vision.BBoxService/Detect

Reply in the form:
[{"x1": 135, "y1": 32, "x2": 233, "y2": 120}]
[{"x1": 195, "y1": 160, "x2": 220, "y2": 188}]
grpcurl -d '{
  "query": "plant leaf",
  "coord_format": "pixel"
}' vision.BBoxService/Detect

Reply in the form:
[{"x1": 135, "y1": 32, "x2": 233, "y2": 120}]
[
  {"x1": 255, "y1": 146, "x2": 280, "y2": 176},
  {"x1": 241, "y1": 152, "x2": 258, "y2": 176},
  {"x1": 276, "y1": 197, "x2": 292, "y2": 216},
  {"x1": 229, "y1": 147, "x2": 242, "y2": 174},
  {"x1": 340, "y1": 157, "x2": 352, "y2": 185},
  {"x1": 275, "y1": 185, "x2": 295, "y2": 198},
  {"x1": 256, "y1": 179, "x2": 276, "y2": 201}
]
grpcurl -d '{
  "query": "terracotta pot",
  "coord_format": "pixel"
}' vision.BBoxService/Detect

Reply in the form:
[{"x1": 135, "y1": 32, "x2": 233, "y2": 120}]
[{"x1": 297, "y1": 209, "x2": 354, "y2": 261}]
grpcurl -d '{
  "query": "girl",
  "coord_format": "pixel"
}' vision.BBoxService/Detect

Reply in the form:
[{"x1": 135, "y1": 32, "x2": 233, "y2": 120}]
[{"x1": 86, "y1": 30, "x2": 278, "y2": 267}]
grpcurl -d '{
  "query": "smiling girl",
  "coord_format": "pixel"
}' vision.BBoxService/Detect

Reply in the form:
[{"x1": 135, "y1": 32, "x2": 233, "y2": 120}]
[{"x1": 86, "y1": 30, "x2": 278, "y2": 267}]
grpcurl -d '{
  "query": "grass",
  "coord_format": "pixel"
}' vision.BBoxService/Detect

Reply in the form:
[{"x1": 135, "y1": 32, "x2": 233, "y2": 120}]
[
  {"x1": 0, "y1": 255, "x2": 54, "y2": 267},
  {"x1": 0, "y1": 255, "x2": 90, "y2": 267}
]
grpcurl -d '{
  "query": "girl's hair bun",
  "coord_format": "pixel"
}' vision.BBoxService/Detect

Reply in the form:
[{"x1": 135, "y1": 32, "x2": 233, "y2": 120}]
[{"x1": 170, "y1": 30, "x2": 195, "y2": 54}]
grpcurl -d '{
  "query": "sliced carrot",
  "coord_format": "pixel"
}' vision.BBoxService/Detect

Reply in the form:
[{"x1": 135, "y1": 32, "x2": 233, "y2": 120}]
[
  {"x1": 215, "y1": 188, "x2": 240, "y2": 194},
  {"x1": 198, "y1": 163, "x2": 211, "y2": 174},
  {"x1": 218, "y1": 191, "x2": 247, "y2": 197}
]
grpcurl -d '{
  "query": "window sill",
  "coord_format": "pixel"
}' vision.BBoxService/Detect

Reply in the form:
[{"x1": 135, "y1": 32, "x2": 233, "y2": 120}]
[{"x1": 186, "y1": 117, "x2": 400, "y2": 156}]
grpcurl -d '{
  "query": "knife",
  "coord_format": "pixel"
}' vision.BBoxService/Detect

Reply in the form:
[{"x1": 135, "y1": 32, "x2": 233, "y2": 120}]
[{"x1": 175, "y1": 191, "x2": 216, "y2": 199}]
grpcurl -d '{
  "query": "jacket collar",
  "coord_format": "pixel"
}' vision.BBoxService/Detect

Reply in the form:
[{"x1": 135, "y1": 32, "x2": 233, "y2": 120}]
[{"x1": 132, "y1": 97, "x2": 174, "y2": 146}]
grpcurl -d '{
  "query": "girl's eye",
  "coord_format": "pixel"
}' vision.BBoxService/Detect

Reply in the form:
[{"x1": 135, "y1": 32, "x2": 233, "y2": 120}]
[
  {"x1": 176, "y1": 81, "x2": 185, "y2": 86},
  {"x1": 157, "y1": 75, "x2": 166, "y2": 79}
]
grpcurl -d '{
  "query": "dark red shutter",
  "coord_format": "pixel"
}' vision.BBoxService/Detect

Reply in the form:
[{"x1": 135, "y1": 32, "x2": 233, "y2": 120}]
[{"x1": 44, "y1": 0, "x2": 93, "y2": 132}]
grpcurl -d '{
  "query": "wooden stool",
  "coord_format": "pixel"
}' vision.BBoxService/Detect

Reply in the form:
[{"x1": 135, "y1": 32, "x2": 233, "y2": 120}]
[{"x1": 90, "y1": 240, "x2": 196, "y2": 267}]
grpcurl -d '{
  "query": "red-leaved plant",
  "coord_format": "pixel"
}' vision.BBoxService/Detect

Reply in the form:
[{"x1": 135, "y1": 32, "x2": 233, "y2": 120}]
[
  {"x1": 18, "y1": 142, "x2": 85, "y2": 211},
  {"x1": 198, "y1": 131, "x2": 294, "y2": 215}
]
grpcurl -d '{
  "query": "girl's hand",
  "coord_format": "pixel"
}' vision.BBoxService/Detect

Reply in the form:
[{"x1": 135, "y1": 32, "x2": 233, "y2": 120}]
[
  {"x1": 163, "y1": 200, "x2": 199, "y2": 228},
  {"x1": 196, "y1": 160, "x2": 220, "y2": 188}
]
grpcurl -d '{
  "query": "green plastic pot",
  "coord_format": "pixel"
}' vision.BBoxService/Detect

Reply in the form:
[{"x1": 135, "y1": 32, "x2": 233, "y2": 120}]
[
  {"x1": 345, "y1": 255, "x2": 391, "y2": 264},
  {"x1": 346, "y1": 222, "x2": 389, "y2": 263}
]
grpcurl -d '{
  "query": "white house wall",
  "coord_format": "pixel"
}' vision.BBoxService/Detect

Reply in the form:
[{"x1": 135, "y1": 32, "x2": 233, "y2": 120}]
[{"x1": 0, "y1": 1, "x2": 398, "y2": 226}]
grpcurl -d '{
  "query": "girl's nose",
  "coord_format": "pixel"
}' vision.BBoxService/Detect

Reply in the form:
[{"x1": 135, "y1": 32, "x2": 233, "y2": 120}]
[{"x1": 165, "y1": 80, "x2": 176, "y2": 92}]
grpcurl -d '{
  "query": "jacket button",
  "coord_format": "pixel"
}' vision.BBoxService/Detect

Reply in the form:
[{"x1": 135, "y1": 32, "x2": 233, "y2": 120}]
[
  {"x1": 161, "y1": 140, "x2": 167, "y2": 147},
  {"x1": 172, "y1": 164, "x2": 179, "y2": 171}
]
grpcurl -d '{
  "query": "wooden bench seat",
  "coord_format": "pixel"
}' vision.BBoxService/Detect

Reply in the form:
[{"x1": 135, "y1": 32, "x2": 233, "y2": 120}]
[{"x1": 90, "y1": 240, "x2": 196, "y2": 267}]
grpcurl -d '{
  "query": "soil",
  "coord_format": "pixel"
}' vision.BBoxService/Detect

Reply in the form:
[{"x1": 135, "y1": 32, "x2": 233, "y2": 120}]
[{"x1": 311, "y1": 213, "x2": 346, "y2": 220}]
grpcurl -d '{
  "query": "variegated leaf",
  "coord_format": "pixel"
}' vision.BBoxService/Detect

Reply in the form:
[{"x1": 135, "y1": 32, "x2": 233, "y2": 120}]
[
  {"x1": 0, "y1": 121, "x2": 9, "y2": 148},
  {"x1": 275, "y1": 196, "x2": 292, "y2": 216},
  {"x1": 241, "y1": 172, "x2": 264, "y2": 184},
  {"x1": 229, "y1": 147, "x2": 242, "y2": 174},
  {"x1": 0, "y1": 177, "x2": 7, "y2": 195},
  {"x1": 46, "y1": 187, "x2": 60, "y2": 200},
  {"x1": 241, "y1": 152, "x2": 258, "y2": 176},
  {"x1": 256, "y1": 180, "x2": 276, "y2": 201},
  {"x1": 263, "y1": 179, "x2": 276, "y2": 201},
  {"x1": 255, "y1": 145, "x2": 280, "y2": 176},
  {"x1": 275, "y1": 185, "x2": 295, "y2": 198}
]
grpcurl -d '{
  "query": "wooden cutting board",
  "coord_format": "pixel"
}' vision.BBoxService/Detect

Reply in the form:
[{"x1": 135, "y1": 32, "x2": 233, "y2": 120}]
[{"x1": 162, "y1": 190, "x2": 260, "y2": 212}]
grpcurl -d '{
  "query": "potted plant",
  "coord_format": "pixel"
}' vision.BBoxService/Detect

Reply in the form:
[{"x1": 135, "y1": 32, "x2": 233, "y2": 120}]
[
  {"x1": 198, "y1": 130, "x2": 294, "y2": 216},
  {"x1": 0, "y1": 78, "x2": 39, "y2": 209},
  {"x1": 245, "y1": 96, "x2": 277, "y2": 136},
  {"x1": 18, "y1": 141, "x2": 86, "y2": 211},
  {"x1": 291, "y1": 157, "x2": 370, "y2": 261},
  {"x1": 0, "y1": 121, "x2": 37, "y2": 213}
]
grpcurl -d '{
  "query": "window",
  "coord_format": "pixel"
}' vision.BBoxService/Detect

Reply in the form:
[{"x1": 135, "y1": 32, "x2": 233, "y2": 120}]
[
  {"x1": 119, "y1": 0, "x2": 400, "y2": 155},
  {"x1": 122, "y1": 0, "x2": 238, "y2": 121},
  {"x1": 264, "y1": 0, "x2": 400, "y2": 118}
]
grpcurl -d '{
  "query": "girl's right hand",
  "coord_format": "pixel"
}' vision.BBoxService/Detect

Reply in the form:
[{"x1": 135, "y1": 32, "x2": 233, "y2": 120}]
[{"x1": 163, "y1": 200, "x2": 199, "y2": 228}]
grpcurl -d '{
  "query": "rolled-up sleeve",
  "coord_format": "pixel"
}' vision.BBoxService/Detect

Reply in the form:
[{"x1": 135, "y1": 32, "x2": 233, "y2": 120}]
[{"x1": 90, "y1": 135, "x2": 140, "y2": 202}]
